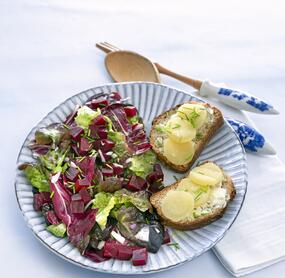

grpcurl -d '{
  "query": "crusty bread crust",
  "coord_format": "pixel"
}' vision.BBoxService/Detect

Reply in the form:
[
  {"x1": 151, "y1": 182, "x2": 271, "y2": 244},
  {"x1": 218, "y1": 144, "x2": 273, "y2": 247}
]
[
  {"x1": 150, "y1": 101, "x2": 224, "y2": 173},
  {"x1": 150, "y1": 167, "x2": 236, "y2": 230}
]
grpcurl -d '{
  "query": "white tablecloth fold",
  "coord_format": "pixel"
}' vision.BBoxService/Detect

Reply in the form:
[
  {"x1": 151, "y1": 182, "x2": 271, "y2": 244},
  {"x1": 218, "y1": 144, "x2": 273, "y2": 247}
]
[{"x1": 214, "y1": 116, "x2": 285, "y2": 276}]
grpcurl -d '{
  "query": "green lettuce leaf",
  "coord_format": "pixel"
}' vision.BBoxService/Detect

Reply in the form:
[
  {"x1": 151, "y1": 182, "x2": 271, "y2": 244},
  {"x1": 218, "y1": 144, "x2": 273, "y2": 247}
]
[
  {"x1": 92, "y1": 189, "x2": 151, "y2": 229},
  {"x1": 104, "y1": 115, "x2": 114, "y2": 132},
  {"x1": 114, "y1": 189, "x2": 151, "y2": 212},
  {"x1": 129, "y1": 150, "x2": 156, "y2": 178},
  {"x1": 108, "y1": 131, "x2": 125, "y2": 143},
  {"x1": 108, "y1": 131, "x2": 129, "y2": 158},
  {"x1": 75, "y1": 106, "x2": 101, "y2": 129},
  {"x1": 24, "y1": 164, "x2": 50, "y2": 192},
  {"x1": 128, "y1": 115, "x2": 140, "y2": 125},
  {"x1": 96, "y1": 197, "x2": 116, "y2": 229},
  {"x1": 92, "y1": 192, "x2": 113, "y2": 209},
  {"x1": 47, "y1": 223, "x2": 67, "y2": 237},
  {"x1": 92, "y1": 192, "x2": 116, "y2": 229},
  {"x1": 39, "y1": 149, "x2": 68, "y2": 173},
  {"x1": 35, "y1": 123, "x2": 68, "y2": 146}
]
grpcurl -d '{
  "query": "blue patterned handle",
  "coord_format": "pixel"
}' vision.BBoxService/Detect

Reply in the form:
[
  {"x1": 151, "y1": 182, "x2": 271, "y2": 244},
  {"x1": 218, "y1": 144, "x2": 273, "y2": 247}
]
[
  {"x1": 226, "y1": 118, "x2": 276, "y2": 155},
  {"x1": 198, "y1": 81, "x2": 279, "y2": 115}
]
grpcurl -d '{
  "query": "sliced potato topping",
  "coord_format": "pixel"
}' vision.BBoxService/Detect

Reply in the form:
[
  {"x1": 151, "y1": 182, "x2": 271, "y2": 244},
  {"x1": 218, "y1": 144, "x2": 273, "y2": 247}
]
[
  {"x1": 161, "y1": 103, "x2": 211, "y2": 162},
  {"x1": 177, "y1": 103, "x2": 208, "y2": 129},
  {"x1": 189, "y1": 162, "x2": 223, "y2": 186},
  {"x1": 166, "y1": 115, "x2": 196, "y2": 143},
  {"x1": 176, "y1": 177, "x2": 194, "y2": 192},
  {"x1": 160, "y1": 163, "x2": 226, "y2": 222},
  {"x1": 163, "y1": 138, "x2": 194, "y2": 165},
  {"x1": 161, "y1": 191, "x2": 194, "y2": 221},
  {"x1": 176, "y1": 178, "x2": 211, "y2": 207}
]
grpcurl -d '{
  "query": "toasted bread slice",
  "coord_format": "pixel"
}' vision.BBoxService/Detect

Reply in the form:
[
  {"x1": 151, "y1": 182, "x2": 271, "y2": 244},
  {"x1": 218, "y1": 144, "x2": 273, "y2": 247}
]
[
  {"x1": 150, "y1": 163, "x2": 235, "y2": 230},
  {"x1": 150, "y1": 101, "x2": 223, "y2": 172}
]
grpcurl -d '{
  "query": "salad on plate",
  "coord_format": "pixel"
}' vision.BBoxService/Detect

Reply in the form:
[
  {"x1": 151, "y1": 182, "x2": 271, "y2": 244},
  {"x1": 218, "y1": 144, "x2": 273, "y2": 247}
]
[{"x1": 19, "y1": 92, "x2": 170, "y2": 266}]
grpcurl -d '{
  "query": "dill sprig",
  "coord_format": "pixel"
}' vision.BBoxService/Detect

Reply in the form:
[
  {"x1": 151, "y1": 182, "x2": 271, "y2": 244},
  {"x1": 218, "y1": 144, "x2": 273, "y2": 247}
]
[{"x1": 167, "y1": 242, "x2": 180, "y2": 251}]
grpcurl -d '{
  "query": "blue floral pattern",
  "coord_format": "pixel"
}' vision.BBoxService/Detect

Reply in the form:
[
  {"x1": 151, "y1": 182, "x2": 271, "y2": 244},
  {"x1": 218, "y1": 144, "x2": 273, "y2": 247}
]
[
  {"x1": 227, "y1": 119, "x2": 265, "y2": 152},
  {"x1": 218, "y1": 88, "x2": 272, "y2": 112}
]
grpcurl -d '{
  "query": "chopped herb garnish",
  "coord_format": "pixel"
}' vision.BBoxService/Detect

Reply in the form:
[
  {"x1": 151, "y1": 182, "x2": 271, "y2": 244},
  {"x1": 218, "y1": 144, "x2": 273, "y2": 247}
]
[
  {"x1": 195, "y1": 132, "x2": 203, "y2": 141},
  {"x1": 182, "y1": 106, "x2": 206, "y2": 111},
  {"x1": 82, "y1": 134, "x2": 95, "y2": 142},
  {"x1": 78, "y1": 156, "x2": 85, "y2": 162},
  {"x1": 185, "y1": 153, "x2": 193, "y2": 161},
  {"x1": 76, "y1": 166, "x2": 83, "y2": 174},
  {"x1": 89, "y1": 149, "x2": 97, "y2": 157},
  {"x1": 156, "y1": 137, "x2": 163, "y2": 148},
  {"x1": 62, "y1": 124, "x2": 70, "y2": 130},
  {"x1": 156, "y1": 141, "x2": 163, "y2": 148},
  {"x1": 104, "y1": 116, "x2": 113, "y2": 131},
  {"x1": 177, "y1": 111, "x2": 190, "y2": 121},
  {"x1": 188, "y1": 109, "x2": 200, "y2": 128},
  {"x1": 194, "y1": 191, "x2": 203, "y2": 201},
  {"x1": 171, "y1": 230, "x2": 178, "y2": 237},
  {"x1": 67, "y1": 181, "x2": 75, "y2": 185},
  {"x1": 178, "y1": 108, "x2": 200, "y2": 128},
  {"x1": 66, "y1": 182, "x2": 76, "y2": 193},
  {"x1": 173, "y1": 175, "x2": 179, "y2": 182},
  {"x1": 155, "y1": 125, "x2": 171, "y2": 134},
  {"x1": 193, "y1": 211, "x2": 200, "y2": 218},
  {"x1": 167, "y1": 242, "x2": 180, "y2": 251},
  {"x1": 171, "y1": 123, "x2": 181, "y2": 129},
  {"x1": 155, "y1": 125, "x2": 164, "y2": 133},
  {"x1": 200, "y1": 185, "x2": 209, "y2": 192},
  {"x1": 194, "y1": 185, "x2": 209, "y2": 201}
]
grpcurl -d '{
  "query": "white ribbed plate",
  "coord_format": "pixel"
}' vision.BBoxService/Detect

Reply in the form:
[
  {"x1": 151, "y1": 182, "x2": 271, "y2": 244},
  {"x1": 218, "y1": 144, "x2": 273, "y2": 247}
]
[{"x1": 15, "y1": 82, "x2": 247, "y2": 274}]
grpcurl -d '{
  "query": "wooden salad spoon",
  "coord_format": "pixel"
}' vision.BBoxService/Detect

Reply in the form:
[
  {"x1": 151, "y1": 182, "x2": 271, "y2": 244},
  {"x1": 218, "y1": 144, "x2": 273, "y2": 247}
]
[
  {"x1": 98, "y1": 42, "x2": 201, "y2": 89},
  {"x1": 105, "y1": 50, "x2": 161, "y2": 83},
  {"x1": 96, "y1": 42, "x2": 278, "y2": 115}
]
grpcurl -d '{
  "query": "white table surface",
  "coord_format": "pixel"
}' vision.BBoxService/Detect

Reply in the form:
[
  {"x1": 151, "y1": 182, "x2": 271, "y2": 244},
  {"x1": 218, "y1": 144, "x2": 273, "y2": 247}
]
[{"x1": 1, "y1": 0, "x2": 284, "y2": 277}]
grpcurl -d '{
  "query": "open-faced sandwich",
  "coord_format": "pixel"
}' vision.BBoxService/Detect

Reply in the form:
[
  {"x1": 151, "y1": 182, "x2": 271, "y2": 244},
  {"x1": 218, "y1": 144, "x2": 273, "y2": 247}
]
[
  {"x1": 150, "y1": 162, "x2": 236, "y2": 230},
  {"x1": 150, "y1": 101, "x2": 223, "y2": 172}
]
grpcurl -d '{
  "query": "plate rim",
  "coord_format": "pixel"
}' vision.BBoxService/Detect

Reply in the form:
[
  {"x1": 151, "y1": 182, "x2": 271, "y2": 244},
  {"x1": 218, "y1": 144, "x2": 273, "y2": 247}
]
[{"x1": 14, "y1": 81, "x2": 248, "y2": 274}]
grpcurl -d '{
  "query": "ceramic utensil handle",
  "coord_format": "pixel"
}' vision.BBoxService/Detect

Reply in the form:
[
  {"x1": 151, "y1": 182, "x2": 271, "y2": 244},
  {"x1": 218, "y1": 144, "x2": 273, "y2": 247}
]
[
  {"x1": 226, "y1": 118, "x2": 276, "y2": 155},
  {"x1": 198, "y1": 81, "x2": 278, "y2": 114}
]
